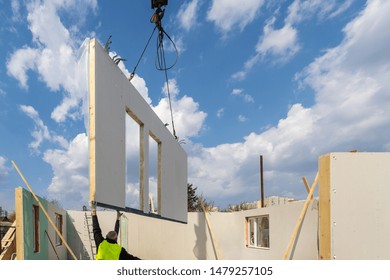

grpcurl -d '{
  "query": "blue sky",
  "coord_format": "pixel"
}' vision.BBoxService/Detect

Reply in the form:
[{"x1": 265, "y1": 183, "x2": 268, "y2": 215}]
[{"x1": 1, "y1": 0, "x2": 390, "y2": 212}]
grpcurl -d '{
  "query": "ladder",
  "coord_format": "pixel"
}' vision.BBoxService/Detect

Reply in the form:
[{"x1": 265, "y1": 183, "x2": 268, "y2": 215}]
[
  {"x1": 0, "y1": 221, "x2": 16, "y2": 260},
  {"x1": 84, "y1": 212, "x2": 97, "y2": 260}
]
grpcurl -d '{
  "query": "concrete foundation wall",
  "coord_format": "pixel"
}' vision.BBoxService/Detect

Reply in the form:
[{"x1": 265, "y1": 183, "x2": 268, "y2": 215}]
[{"x1": 68, "y1": 200, "x2": 318, "y2": 260}]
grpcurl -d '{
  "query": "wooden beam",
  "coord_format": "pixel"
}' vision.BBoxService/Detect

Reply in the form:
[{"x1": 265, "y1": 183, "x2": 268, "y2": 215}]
[
  {"x1": 200, "y1": 200, "x2": 223, "y2": 260},
  {"x1": 260, "y1": 155, "x2": 265, "y2": 208},
  {"x1": 149, "y1": 194, "x2": 155, "y2": 214},
  {"x1": 302, "y1": 176, "x2": 313, "y2": 199},
  {"x1": 44, "y1": 230, "x2": 60, "y2": 260},
  {"x1": 89, "y1": 39, "x2": 97, "y2": 204},
  {"x1": 283, "y1": 172, "x2": 319, "y2": 260},
  {"x1": 15, "y1": 188, "x2": 23, "y2": 259},
  {"x1": 12, "y1": 160, "x2": 78, "y2": 260},
  {"x1": 0, "y1": 221, "x2": 16, "y2": 260},
  {"x1": 302, "y1": 176, "x2": 310, "y2": 194},
  {"x1": 318, "y1": 155, "x2": 331, "y2": 260}
]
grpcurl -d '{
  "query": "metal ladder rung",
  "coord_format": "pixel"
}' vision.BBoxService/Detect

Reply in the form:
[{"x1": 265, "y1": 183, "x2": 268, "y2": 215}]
[{"x1": 84, "y1": 211, "x2": 97, "y2": 259}]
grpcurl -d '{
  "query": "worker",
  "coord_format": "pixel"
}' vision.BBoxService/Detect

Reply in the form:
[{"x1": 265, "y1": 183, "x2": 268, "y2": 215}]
[{"x1": 91, "y1": 204, "x2": 140, "y2": 260}]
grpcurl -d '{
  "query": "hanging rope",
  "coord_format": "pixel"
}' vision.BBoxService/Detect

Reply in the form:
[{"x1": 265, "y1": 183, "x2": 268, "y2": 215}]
[
  {"x1": 159, "y1": 32, "x2": 178, "y2": 139},
  {"x1": 129, "y1": 5, "x2": 179, "y2": 140},
  {"x1": 128, "y1": 26, "x2": 157, "y2": 81},
  {"x1": 155, "y1": 27, "x2": 178, "y2": 71}
]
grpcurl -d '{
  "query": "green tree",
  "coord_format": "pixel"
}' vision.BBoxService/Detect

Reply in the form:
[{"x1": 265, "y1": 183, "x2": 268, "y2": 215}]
[
  {"x1": 187, "y1": 183, "x2": 215, "y2": 212},
  {"x1": 187, "y1": 183, "x2": 199, "y2": 212}
]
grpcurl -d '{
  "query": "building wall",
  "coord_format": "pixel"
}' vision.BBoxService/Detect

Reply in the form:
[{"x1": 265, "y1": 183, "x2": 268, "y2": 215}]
[
  {"x1": 15, "y1": 187, "x2": 68, "y2": 260},
  {"x1": 319, "y1": 152, "x2": 390, "y2": 260},
  {"x1": 88, "y1": 38, "x2": 187, "y2": 223},
  {"x1": 66, "y1": 212, "x2": 91, "y2": 260},
  {"x1": 68, "y1": 200, "x2": 318, "y2": 260}
]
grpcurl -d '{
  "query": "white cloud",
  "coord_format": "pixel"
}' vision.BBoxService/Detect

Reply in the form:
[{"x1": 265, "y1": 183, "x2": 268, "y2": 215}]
[
  {"x1": 162, "y1": 78, "x2": 180, "y2": 98},
  {"x1": 238, "y1": 115, "x2": 247, "y2": 122},
  {"x1": 7, "y1": 47, "x2": 39, "y2": 89},
  {"x1": 244, "y1": 95, "x2": 255, "y2": 103},
  {"x1": 232, "y1": 18, "x2": 300, "y2": 81},
  {"x1": 177, "y1": 0, "x2": 201, "y2": 31},
  {"x1": 154, "y1": 79, "x2": 207, "y2": 140},
  {"x1": 286, "y1": 0, "x2": 354, "y2": 24},
  {"x1": 256, "y1": 19, "x2": 300, "y2": 62},
  {"x1": 189, "y1": 0, "x2": 390, "y2": 207},
  {"x1": 231, "y1": 88, "x2": 254, "y2": 103},
  {"x1": 125, "y1": 182, "x2": 140, "y2": 209},
  {"x1": 207, "y1": 0, "x2": 264, "y2": 34},
  {"x1": 7, "y1": 1, "x2": 95, "y2": 123},
  {"x1": 187, "y1": 103, "x2": 317, "y2": 206},
  {"x1": 0, "y1": 156, "x2": 10, "y2": 179},
  {"x1": 43, "y1": 133, "x2": 89, "y2": 209},
  {"x1": 231, "y1": 88, "x2": 243, "y2": 96},
  {"x1": 11, "y1": 0, "x2": 22, "y2": 21},
  {"x1": 19, "y1": 105, "x2": 69, "y2": 153},
  {"x1": 231, "y1": 70, "x2": 246, "y2": 81},
  {"x1": 232, "y1": 0, "x2": 353, "y2": 80},
  {"x1": 168, "y1": 35, "x2": 186, "y2": 55},
  {"x1": 217, "y1": 108, "x2": 224, "y2": 118}
]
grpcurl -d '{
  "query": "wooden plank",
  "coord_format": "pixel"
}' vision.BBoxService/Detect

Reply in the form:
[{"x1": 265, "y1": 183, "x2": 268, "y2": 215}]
[
  {"x1": 283, "y1": 172, "x2": 319, "y2": 260},
  {"x1": 0, "y1": 221, "x2": 15, "y2": 247},
  {"x1": 149, "y1": 194, "x2": 155, "y2": 214},
  {"x1": 0, "y1": 221, "x2": 16, "y2": 260},
  {"x1": 89, "y1": 38, "x2": 97, "y2": 204},
  {"x1": 15, "y1": 188, "x2": 24, "y2": 259},
  {"x1": 200, "y1": 201, "x2": 223, "y2": 260},
  {"x1": 302, "y1": 176, "x2": 313, "y2": 199},
  {"x1": 260, "y1": 155, "x2": 264, "y2": 207},
  {"x1": 12, "y1": 161, "x2": 78, "y2": 260},
  {"x1": 318, "y1": 154, "x2": 331, "y2": 260},
  {"x1": 0, "y1": 237, "x2": 16, "y2": 260},
  {"x1": 45, "y1": 230, "x2": 60, "y2": 260}
]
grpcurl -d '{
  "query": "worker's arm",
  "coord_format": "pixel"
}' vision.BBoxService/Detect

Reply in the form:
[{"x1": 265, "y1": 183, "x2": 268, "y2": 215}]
[
  {"x1": 92, "y1": 209, "x2": 104, "y2": 248},
  {"x1": 116, "y1": 211, "x2": 140, "y2": 260},
  {"x1": 119, "y1": 248, "x2": 141, "y2": 260},
  {"x1": 114, "y1": 210, "x2": 122, "y2": 235}
]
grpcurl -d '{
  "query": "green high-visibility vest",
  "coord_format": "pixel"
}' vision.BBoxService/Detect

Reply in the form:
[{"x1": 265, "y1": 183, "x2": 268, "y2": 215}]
[{"x1": 95, "y1": 240, "x2": 122, "y2": 260}]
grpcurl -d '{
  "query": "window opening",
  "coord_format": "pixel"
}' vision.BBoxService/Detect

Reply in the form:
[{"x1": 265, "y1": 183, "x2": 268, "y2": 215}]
[
  {"x1": 125, "y1": 111, "x2": 142, "y2": 210},
  {"x1": 148, "y1": 133, "x2": 161, "y2": 214},
  {"x1": 33, "y1": 205, "x2": 40, "y2": 252},
  {"x1": 249, "y1": 218, "x2": 255, "y2": 246},
  {"x1": 55, "y1": 213, "x2": 63, "y2": 246},
  {"x1": 247, "y1": 215, "x2": 269, "y2": 249},
  {"x1": 119, "y1": 215, "x2": 129, "y2": 251}
]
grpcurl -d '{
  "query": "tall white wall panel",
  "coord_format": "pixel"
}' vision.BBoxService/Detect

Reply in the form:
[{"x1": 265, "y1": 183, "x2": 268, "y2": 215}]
[{"x1": 88, "y1": 39, "x2": 187, "y2": 223}]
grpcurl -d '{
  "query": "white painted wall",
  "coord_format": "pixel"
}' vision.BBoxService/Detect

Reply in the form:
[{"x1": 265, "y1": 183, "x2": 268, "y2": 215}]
[
  {"x1": 88, "y1": 39, "x2": 187, "y2": 223},
  {"x1": 68, "y1": 200, "x2": 318, "y2": 260},
  {"x1": 327, "y1": 152, "x2": 390, "y2": 259}
]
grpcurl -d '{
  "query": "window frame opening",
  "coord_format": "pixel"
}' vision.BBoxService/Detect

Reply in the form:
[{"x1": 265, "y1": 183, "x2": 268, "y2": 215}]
[
  {"x1": 33, "y1": 204, "x2": 40, "y2": 253},
  {"x1": 55, "y1": 213, "x2": 63, "y2": 246},
  {"x1": 246, "y1": 215, "x2": 270, "y2": 249}
]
